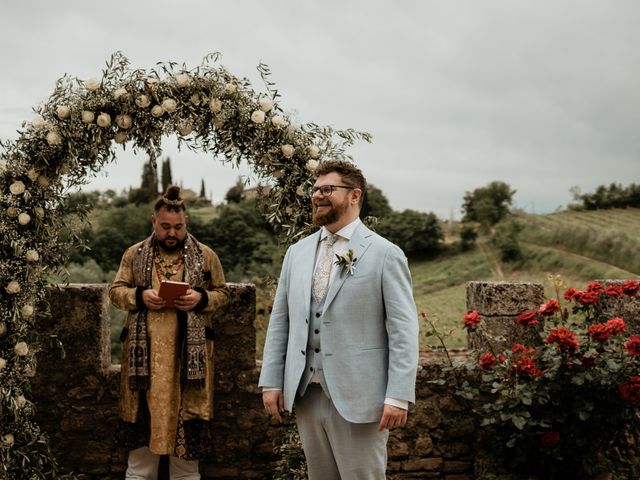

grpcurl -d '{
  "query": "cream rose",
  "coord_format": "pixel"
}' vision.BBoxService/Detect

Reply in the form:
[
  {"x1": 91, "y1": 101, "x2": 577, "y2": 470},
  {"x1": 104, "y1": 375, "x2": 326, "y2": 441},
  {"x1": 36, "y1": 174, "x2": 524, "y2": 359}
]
[
  {"x1": 81, "y1": 111, "x2": 95, "y2": 124},
  {"x1": 16, "y1": 396, "x2": 27, "y2": 408},
  {"x1": 114, "y1": 132, "x2": 129, "y2": 144},
  {"x1": 9, "y1": 181, "x2": 25, "y2": 195},
  {"x1": 1, "y1": 434, "x2": 13, "y2": 446},
  {"x1": 0, "y1": 358, "x2": 6, "y2": 371},
  {"x1": 6, "y1": 281, "x2": 21, "y2": 294},
  {"x1": 190, "y1": 93, "x2": 201, "y2": 105},
  {"x1": 209, "y1": 98, "x2": 222, "y2": 113},
  {"x1": 212, "y1": 117, "x2": 224, "y2": 129},
  {"x1": 224, "y1": 83, "x2": 237, "y2": 94},
  {"x1": 259, "y1": 97, "x2": 274, "y2": 112},
  {"x1": 151, "y1": 105, "x2": 165, "y2": 117},
  {"x1": 250, "y1": 110, "x2": 265, "y2": 124},
  {"x1": 175, "y1": 73, "x2": 191, "y2": 87},
  {"x1": 6, "y1": 207, "x2": 19, "y2": 217},
  {"x1": 85, "y1": 78, "x2": 101, "y2": 91},
  {"x1": 272, "y1": 169, "x2": 285, "y2": 178},
  {"x1": 296, "y1": 185, "x2": 307, "y2": 197},
  {"x1": 34, "y1": 207, "x2": 45, "y2": 219},
  {"x1": 115, "y1": 114, "x2": 132, "y2": 129},
  {"x1": 14, "y1": 341, "x2": 29, "y2": 356},
  {"x1": 178, "y1": 123, "x2": 193, "y2": 136},
  {"x1": 18, "y1": 213, "x2": 31, "y2": 225},
  {"x1": 27, "y1": 169, "x2": 39, "y2": 182},
  {"x1": 146, "y1": 77, "x2": 159, "y2": 89},
  {"x1": 59, "y1": 163, "x2": 71, "y2": 175},
  {"x1": 307, "y1": 145, "x2": 320, "y2": 158},
  {"x1": 305, "y1": 159, "x2": 319, "y2": 172},
  {"x1": 281, "y1": 144, "x2": 295, "y2": 159},
  {"x1": 135, "y1": 95, "x2": 151, "y2": 108},
  {"x1": 162, "y1": 98, "x2": 177, "y2": 113},
  {"x1": 32, "y1": 115, "x2": 45, "y2": 130},
  {"x1": 25, "y1": 250, "x2": 39, "y2": 262},
  {"x1": 46, "y1": 131, "x2": 62, "y2": 146},
  {"x1": 113, "y1": 87, "x2": 128, "y2": 100},
  {"x1": 0, "y1": 322, "x2": 6, "y2": 336},
  {"x1": 97, "y1": 113, "x2": 111, "y2": 128},
  {"x1": 56, "y1": 105, "x2": 71, "y2": 120},
  {"x1": 271, "y1": 115, "x2": 287, "y2": 128},
  {"x1": 37, "y1": 176, "x2": 50, "y2": 189},
  {"x1": 20, "y1": 305, "x2": 34, "y2": 318}
]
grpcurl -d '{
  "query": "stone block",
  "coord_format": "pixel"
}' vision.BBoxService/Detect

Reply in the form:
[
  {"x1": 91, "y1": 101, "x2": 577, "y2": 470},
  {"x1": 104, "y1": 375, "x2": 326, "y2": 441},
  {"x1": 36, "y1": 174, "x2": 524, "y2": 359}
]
[
  {"x1": 466, "y1": 281, "x2": 544, "y2": 316},
  {"x1": 401, "y1": 457, "x2": 443, "y2": 471}
]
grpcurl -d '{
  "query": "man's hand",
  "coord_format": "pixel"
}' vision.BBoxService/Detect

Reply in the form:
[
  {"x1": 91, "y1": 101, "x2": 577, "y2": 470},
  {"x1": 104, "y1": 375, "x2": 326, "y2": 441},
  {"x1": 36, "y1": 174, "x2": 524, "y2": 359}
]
[
  {"x1": 378, "y1": 404, "x2": 408, "y2": 431},
  {"x1": 142, "y1": 289, "x2": 166, "y2": 310},
  {"x1": 262, "y1": 389, "x2": 285, "y2": 423},
  {"x1": 174, "y1": 289, "x2": 202, "y2": 311}
]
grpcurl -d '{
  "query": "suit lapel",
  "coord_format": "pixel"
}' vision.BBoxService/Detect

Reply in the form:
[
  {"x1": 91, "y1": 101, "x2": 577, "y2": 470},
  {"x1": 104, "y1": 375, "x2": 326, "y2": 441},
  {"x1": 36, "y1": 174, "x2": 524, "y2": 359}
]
[{"x1": 323, "y1": 223, "x2": 373, "y2": 311}]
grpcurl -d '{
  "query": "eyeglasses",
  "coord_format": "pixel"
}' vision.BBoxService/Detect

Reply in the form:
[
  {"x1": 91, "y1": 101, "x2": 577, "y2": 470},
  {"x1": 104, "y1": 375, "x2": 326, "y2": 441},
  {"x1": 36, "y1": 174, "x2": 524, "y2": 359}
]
[{"x1": 309, "y1": 185, "x2": 355, "y2": 197}]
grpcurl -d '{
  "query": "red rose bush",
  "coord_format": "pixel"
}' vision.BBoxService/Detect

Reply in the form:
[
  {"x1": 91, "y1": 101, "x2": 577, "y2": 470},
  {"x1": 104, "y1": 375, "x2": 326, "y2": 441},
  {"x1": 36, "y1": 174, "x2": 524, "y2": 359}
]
[{"x1": 459, "y1": 279, "x2": 640, "y2": 479}]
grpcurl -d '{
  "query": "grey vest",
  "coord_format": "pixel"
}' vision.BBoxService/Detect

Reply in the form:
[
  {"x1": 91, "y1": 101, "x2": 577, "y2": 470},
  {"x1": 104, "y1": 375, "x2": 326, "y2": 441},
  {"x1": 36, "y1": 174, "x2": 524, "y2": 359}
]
[{"x1": 297, "y1": 293, "x2": 331, "y2": 398}]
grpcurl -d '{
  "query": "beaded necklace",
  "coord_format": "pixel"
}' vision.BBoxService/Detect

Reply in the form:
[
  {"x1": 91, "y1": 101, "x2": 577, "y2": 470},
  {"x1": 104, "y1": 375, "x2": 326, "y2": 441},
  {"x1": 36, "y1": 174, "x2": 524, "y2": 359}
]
[{"x1": 154, "y1": 249, "x2": 184, "y2": 281}]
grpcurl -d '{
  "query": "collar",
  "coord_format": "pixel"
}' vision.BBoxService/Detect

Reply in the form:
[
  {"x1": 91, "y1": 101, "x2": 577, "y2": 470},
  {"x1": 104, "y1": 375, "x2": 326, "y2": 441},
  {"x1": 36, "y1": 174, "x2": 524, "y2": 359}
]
[{"x1": 320, "y1": 217, "x2": 361, "y2": 242}]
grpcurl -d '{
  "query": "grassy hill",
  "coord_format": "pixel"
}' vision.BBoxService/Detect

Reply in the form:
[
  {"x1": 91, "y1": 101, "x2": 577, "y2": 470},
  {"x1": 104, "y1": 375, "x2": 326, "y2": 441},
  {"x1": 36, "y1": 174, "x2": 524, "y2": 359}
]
[{"x1": 413, "y1": 208, "x2": 640, "y2": 349}]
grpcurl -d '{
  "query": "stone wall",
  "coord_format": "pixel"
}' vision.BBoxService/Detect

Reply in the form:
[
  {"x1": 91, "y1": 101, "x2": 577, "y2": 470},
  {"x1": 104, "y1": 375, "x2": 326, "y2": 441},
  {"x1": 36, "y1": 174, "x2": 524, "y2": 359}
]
[{"x1": 31, "y1": 280, "x2": 638, "y2": 479}]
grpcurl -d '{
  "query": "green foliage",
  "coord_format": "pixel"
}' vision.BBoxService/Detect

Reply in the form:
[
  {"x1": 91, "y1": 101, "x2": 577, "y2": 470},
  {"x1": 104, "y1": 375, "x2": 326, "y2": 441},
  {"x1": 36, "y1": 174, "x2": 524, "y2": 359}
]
[
  {"x1": 360, "y1": 184, "x2": 392, "y2": 219},
  {"x1": 128, "y1": 159, "x2": 158, "y2": 204},
  {"x1": 491, "y1": 219, "x2": 523, "y2": 263},
  {"x1": 462, "y1": 181, "x2": 516, "y2": 227},
  {"x1": 224, "y1": 176, "x2": 245, "y2": 204},
  {"x1": 571, "y1": 182, "x2": 640, "y2": 210},
  {"x1": 459, "y1": 223, "x2": 478, "y2": 251},
  {"x1": 272, "y1": 422, "x2": 307, "y2": 480},
  {"x1": 160, "y1": 156, "x2": 173, "y2": 192},
  {"x1": 376, "y1": 209, "x2": 443, "y2": 258}
]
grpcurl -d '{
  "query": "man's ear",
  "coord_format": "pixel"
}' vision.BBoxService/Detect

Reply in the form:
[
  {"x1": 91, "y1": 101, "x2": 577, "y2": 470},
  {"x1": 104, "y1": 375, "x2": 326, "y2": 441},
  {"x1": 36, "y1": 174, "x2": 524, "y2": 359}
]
[{"x1": 351, "y1": 188, "x2": 363, "y2": 205}]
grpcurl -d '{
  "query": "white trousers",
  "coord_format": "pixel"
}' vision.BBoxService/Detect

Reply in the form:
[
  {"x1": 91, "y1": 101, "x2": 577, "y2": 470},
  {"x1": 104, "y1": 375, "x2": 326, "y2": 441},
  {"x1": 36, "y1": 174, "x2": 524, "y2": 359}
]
[{"x1": 125, "y1": 446, "x2": 200, "y2": 480}]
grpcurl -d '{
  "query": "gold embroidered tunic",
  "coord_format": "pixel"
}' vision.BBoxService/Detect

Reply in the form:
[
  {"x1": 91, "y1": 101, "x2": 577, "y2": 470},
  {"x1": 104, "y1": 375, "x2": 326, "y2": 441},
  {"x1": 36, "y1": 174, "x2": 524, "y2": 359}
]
[{"x1": 109, "y1": 240, "x2": 229, "y2": 456}]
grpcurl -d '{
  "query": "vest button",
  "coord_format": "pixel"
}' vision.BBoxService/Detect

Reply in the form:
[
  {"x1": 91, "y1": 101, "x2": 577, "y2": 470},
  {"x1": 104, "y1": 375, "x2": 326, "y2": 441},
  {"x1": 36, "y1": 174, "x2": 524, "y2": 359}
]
[
  {"x1": 315, "y1": 312, "x2": 321, "y2": 318},
  {"x1": 314, "y1": 329, "x2": 319, "y2": 334},
  {"x1": 309, "y1": 367, "x2": 314, "y2": 372},
  {"x1": 301, "y1": 350, "x2": 305, "y2": 356},
  {"x1": 315, "y1": 348, "x2": 320, "y2": 353}
]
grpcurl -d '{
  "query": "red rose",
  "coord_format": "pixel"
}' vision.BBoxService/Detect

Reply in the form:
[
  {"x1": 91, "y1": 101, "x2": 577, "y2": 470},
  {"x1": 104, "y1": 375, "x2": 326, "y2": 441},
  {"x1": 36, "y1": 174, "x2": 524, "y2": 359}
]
[
  {"x1": 513, "y1": 356, "x2": 544, "y2": 377},
  {"x1": 625, "y1": 336, "x2": 640, "y2": 356},
  {"x1": 516, "y1": 310, "x2": 538, "y2": 327},
  {"x1": 480, "y1": 352, "x2": 496, "y2": 370},
  {"x1": 540, "y1": 431, "x2": 560, "y2": 447},
  {"x1": 498, "y1": 354, "x2": 505, "y2": 362},
  {"x1": 604, "y1": 285, "x2": 623, "y2": 298},
  {"x1": 606, "y1": 317, "x2": 625, "y2": 335},
  {"x1": 577, "y1": 291, "x2": 599, "y2": 305},
  {"x1": 463, "y1": 310, "x2": 481, "y2": 330},
  {"x1": 512, "y1": 343, "x2": 527, "y2": 354},
  {"x1": 620, "y1": 376, "x2": 640, "y2": 403},
  {"x1": 547, "y1": 327, "x2": 579, "y2": 353},
  {"x1": 588, "y1": 323, "x2": 611, "y2": 342},
  {"x1": 587, "y1": 281, "x2": 604, "y2": 294},
  {"x1": 538, "y1": 299, "x2": 560, "y2": 316},
  {"x1": 622, "y1": 280, "x2": 639, "y2": 296},
  {"x1": 563, "y1": 288, "x2": 578, "y2": 300}
]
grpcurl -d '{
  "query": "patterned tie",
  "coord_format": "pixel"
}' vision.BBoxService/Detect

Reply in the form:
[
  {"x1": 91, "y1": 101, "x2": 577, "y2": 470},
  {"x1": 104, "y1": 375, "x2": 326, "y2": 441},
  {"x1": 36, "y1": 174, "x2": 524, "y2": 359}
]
[{"x1": 312, "y1": 234, "x2": 337, "y2": 303}]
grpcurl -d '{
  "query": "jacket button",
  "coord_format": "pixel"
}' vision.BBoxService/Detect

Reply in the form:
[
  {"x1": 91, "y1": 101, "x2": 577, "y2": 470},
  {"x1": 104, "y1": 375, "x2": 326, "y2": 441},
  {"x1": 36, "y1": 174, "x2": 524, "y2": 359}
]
[
  {"x1": 309, "y1": 367, "x2": 314, "y2": 372},
  {"x1": 301, "y1": 350, "x2": 305, "y2": 356},
  {"x1": 305, "y1": 318, "x2": 308, "y2": 324},
  {"x1": 315, "y1": 312, "x2": 321, "y2": 318},
  {"x1": 315, "y1": 348, "x2": 320, "y2": 353},
  {"x1": 314, "y1": 329, "x2": 319, "y2": 334}
]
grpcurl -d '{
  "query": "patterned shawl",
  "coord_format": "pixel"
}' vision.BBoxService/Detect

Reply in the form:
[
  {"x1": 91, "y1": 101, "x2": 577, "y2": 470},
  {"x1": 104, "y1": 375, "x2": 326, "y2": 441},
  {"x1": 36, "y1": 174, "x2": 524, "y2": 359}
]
[{"x1": 128, "y1": 232, "x2": 206, "y2": 390}]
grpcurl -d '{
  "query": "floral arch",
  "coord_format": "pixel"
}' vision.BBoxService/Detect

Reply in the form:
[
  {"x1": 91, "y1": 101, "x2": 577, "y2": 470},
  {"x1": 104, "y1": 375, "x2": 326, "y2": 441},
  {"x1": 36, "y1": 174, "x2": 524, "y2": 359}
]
[{"x1": 0, "y1": 52, "x2": 369, "y2": 477}]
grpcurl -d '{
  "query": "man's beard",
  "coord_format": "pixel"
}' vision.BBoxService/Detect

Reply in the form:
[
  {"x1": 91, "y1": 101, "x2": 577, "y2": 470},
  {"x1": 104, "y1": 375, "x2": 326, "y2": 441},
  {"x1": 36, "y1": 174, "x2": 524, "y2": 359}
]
[
  {"x1": 312, "y1": 200, "x2": 348, "y2": 226},
  {"x1": 158, "y1": 237, "x2": 185, "y2": 252}
]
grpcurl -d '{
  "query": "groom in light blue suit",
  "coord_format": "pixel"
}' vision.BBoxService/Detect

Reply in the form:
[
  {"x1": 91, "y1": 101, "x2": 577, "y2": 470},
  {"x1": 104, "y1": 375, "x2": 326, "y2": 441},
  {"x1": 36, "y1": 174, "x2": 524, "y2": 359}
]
[{"x1": 259, "y1": 160, "x2": 419, "y2": 479}]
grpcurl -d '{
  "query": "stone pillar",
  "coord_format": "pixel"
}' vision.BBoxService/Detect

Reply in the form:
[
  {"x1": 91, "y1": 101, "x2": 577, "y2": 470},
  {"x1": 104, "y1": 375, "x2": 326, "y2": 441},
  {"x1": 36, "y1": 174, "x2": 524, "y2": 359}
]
[{"x1": 466, "y1": 281, "x2": 544, "y2": 351}]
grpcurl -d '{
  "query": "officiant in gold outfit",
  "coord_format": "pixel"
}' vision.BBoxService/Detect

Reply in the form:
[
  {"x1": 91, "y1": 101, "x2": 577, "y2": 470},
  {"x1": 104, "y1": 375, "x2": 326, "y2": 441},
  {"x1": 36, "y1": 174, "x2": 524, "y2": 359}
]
[{"x1": 110, "y1": 185, "x2": 230, "y2": 479}]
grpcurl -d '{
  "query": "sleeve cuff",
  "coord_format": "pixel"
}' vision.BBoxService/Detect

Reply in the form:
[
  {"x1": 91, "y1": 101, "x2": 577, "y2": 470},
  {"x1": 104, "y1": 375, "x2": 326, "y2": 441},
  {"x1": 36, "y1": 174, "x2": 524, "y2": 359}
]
[
  {"x1": 385, "y1": 397, "x2": 409, "y2": 410},
  {"x1": 193, "y1": 287, "x2": 209, "y2": 312},
  {"x1": 262, "y1": 387, "x2": 282, "y2": 392}
]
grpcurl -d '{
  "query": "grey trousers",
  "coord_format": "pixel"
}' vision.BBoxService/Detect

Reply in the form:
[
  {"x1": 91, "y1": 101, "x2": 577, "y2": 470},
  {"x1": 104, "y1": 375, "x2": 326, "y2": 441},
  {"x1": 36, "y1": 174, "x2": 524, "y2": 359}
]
[
  {"x1": 125, "y1": 446, "x2": 200, "y2": 480},
  {"x1": 295, "y1": 384, "x2": 389, "y2": 480}
]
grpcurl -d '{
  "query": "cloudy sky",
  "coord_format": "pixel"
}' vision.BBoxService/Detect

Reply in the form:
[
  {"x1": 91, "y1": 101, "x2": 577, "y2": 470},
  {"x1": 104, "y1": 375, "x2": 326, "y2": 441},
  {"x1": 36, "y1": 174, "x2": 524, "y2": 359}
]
[{"x1": 1, "y1": 1, "x2": 638, "y2": 218}]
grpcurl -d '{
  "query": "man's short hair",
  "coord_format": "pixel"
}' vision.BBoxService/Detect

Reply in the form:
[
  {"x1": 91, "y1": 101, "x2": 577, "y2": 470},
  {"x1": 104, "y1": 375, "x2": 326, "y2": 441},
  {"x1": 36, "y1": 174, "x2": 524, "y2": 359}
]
[{"x1": 315, "y1": 160, "x2": 367, "y2": 206}]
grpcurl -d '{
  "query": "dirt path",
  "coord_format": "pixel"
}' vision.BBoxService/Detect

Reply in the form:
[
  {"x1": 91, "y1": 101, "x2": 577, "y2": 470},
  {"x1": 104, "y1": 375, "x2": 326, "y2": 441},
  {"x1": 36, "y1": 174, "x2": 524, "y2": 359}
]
[{"x1": 478, "y1": 240, "x2": 505, "y2": 278}]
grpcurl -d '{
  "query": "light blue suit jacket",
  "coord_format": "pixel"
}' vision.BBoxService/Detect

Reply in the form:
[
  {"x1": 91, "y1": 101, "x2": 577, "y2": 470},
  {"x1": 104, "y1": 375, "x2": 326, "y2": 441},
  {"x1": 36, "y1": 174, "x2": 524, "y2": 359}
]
[{"x1": 258, "y1": 222, "x2": 419, "y2": 423}]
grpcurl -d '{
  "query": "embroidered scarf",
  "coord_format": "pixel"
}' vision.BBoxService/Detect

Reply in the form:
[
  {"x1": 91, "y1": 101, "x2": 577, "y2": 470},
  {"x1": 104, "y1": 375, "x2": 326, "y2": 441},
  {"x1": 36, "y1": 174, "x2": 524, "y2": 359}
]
[{"x1": 129, "y1": 232, "x2": 206, "y2": 391}]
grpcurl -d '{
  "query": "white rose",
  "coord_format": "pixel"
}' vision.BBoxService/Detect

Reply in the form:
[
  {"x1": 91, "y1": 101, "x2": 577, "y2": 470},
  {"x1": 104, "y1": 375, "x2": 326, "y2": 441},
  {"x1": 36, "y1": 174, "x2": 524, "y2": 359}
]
[
  {"x1": 20, "y1": 305, "x2": 34, "y2": 318},
  {"x1": 32, "y1": 115, "x2": 45, "y2": 130},
  {"x1": 46, "y1": 131, "x2": 62, "y2": 146},
  {"x1": 97, "y1": 113, "x2": 111, "y2": 128},
  {"x1": 37, "y1": 176, "x2": 50, "y2": 189},
  {"x1": 162, "y1": 98, "x2": 177, "y2": 113},
  {"x1": 113, "y1": 87, "x2": 129, "y2": 100},
  {"x1": 271, "y1": 115, "x2": 287, "y2": 128},
  {"x1": 34, "y1": 207, "x2": 45, "y2": 219},
  {"x1": 209, "y1": 98, "x2": 222, "y2": 113},
  {"x1": 56, "y1": 105, "x2": 71, "y2": 120},
  {"x1": 85, "y1": 78, "x2": 101, "y2": 91},
  {"x1": 305, "y1": 159, "x2": 319, "y2": 172},
  {"x1": 27, "y1": 169, "x2": 39, "y2": 182},
  {"x1": 6, "y1": 207, "x2": 19, "y2": 217},
  {"x1": 18, "y1": 213, "x2": 31, "y2": 225},
  {"x1": 307, "y1": 145, "x2": 320, "y2": 158},
  {"x1": 259, "y1": 97, "x2": 274, "y2": 112},
  {"x1": 151, "y1": 105, "x2": 165, "y2": 117},
  {"x1": 115, "y1": 114, "x2": 132, "y2": 129},
  {"x1": 212, "y1": 117, "x2": 224, "y2": 129},
  {"x1": 6, "y1": 281, "x2": 21, "y2": 294},
  {"x1": 25, "y1": 250, "x2": 39, "y2": 262},
  {"x1": 178, "y1": 123, "x2": 193, "y2": 136},
  {"x1": 135, "y1": 95, "x2": 151, "y2": 108},
  {"x1": 81, "y1": 111, "x2": 95, "y2": 124},
  {"x1": 9, "y1": 181, "x2": 26, "y2": 195},
  {"x1": 0, "y1": 358, "x2": 6, "y2": 371},
  {"x1": 1, "y1": 434, "x2": 13, "y2": 446},
  {"x1": 14, "y1": 341, "x2": 29, "y2": 356},
  {"x1": 296, "y1": 185, "x2": 307, "y2": 197},
  {"x1": 16, "y1": 396, "x2": 27, "y2": 408},
  {"x1": 114, "y1": 132, "x2": 128, "y2": 144},
  {"x1": 281, "y1": 144, "x2": 295, "y2": 159},
  {"x1": 224, "y1": 83, "x2": 237, "y2": 94},
  {"x1": 190, "y1": 93, "x2": 201, "y2": 105},
  {"x1": 175, "y1": 73, "x2": 191, "y2": 87},
  {"x1": 250, "y1": 110, "x2": 265, "y2": 124},
  {"x1": 0, "y1": 322, "x2": 6, "y2": 336}
]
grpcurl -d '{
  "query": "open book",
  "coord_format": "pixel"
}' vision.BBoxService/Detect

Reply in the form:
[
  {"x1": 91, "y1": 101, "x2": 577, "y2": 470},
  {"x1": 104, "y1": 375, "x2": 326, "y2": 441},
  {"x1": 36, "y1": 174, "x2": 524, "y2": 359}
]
[{"x1": 158, "y1": 280, "x2": 189, "y2": 308}]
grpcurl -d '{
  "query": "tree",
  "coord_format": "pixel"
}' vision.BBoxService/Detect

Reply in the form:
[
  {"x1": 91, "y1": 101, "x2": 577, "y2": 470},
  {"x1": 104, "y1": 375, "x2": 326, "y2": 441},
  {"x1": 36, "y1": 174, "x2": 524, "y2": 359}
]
[
  {"x1": 462, "y1": 181, "x2": 516, "y2": 227},
  {"x1": 361, "y1": 184, "x2": 393, "y2": 219},
  {"x1": 491, "y1": 219, "x2": 523, "y2": 263},
  {"x1": 129, "y1": 159, "x2": 159, "y2": 204},
  {"x1": 161, "y1": 156, "x2": 173, "y2": 192},
  {"x1": 200, "y1": 179, "x2": 206, "y2": 198},
  {"x1": 225, "y1": 177, "x2": 245, "y2": 204},
  {"x1": 376, "y1": 209, "x2": 443, "y2": 258}
]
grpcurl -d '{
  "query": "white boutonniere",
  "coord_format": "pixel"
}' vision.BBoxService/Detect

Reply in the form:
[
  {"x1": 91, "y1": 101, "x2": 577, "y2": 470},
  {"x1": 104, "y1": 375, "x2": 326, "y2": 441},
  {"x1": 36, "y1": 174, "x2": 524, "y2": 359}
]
[{"x1": 334, "y1": 249, "x2": 357, "y2": 276}]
